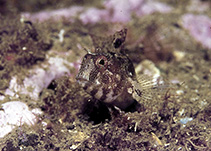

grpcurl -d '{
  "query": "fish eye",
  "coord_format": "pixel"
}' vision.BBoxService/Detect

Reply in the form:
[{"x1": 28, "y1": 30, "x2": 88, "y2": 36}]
[{"x1": 96, "y1": 56, "x2": 107, "y2": 68}]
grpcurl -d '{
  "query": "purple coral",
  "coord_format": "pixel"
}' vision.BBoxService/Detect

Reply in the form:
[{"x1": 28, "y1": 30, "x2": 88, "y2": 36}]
[
  {"x1": 182, "y1": 14, "x2": 211, "y2": 49},
  {"x1": 22, "y1": 0, "x2": 172, "y2": 24}
]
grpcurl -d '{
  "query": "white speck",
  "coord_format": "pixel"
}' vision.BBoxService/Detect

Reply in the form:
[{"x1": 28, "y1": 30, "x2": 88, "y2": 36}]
[
  {"x1": 116, "y1": 74, "x2": 121, "y2": 81},
  {"x1": 20, "y1": 15, "x2": 25, "y2": 23},
  {"x1": 178, "y1": 109, "x2": 184, "y2": 116},
  {"x1": 70, "y1": 144, "x2": 80, "y2": 150},
  {"x1": 164, "y1": 143, "x2": 170, "y2": 147},
  {"x1": 170, "y1": 79, "x2": 181, "y2": 84},
  {"x1": 180, "y1": 117, "x2": 193, "y2": 124},
  {"x1": 22, "y1": 47, "x2": 27, "y2": 50},
  {"x1": 173, "y1": 50, "x2": 186, "y2": 61},
  {"x1": 95, "y1": 79, "x2": 101, "y2": 85},
  {"x1": 193, "y1": 75, "x2": 199, "y2": 81},
  {"x1": 127, "y1": 87, "x2": 133, "y2": 94},
  {"x1": 200, "y1": 99, "x2": 207, "y2": 108},
  {"x1": 58, "y1": 29, "x2": 65, "y2": 43},
  {"x1": 42, "y1": 121, "x2": 47, "y2": 127},
  {"x1": 129, "y1": 72, "x2": 133, "y2": 76},
  {"x1": 176, "y1": 90, "x2": 184, "y2": 95},
  {"x1": 0, "y1": 95, "x2": 5, "y2": 101}
]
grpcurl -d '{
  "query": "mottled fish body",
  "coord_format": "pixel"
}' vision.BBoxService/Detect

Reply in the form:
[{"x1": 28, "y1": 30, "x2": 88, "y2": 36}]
[{"x1": 76, "y1": 29, "x2": 159, "y2": 109}]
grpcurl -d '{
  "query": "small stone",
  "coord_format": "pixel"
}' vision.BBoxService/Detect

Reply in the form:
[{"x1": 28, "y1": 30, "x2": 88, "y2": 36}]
[
  {"x1": 173, "y1": 50, "x2": 186, "y2": 61},
  {"x1": 135, "y1": 59, "x2": 160, "y2": 80}
]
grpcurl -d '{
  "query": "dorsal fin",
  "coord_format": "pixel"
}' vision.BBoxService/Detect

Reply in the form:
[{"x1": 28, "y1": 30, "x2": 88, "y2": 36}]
[{"x1": 90, "y1": 28, "x2": 127, "y2": 54}]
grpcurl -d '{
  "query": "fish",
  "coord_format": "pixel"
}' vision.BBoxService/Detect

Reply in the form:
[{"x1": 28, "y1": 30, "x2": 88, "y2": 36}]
[{"x1": 76, "y1": 29, "x2": 161, "y2": 110}]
